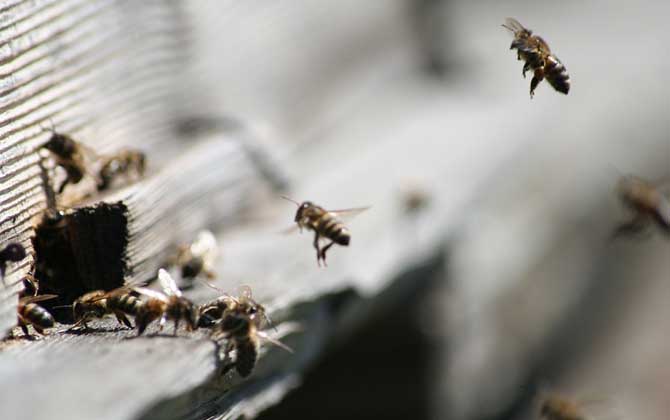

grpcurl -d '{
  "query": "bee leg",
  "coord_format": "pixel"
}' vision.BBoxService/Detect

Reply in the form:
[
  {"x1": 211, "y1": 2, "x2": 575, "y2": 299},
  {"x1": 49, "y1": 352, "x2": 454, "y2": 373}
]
[
  {"x1": 115, "y1": 312, "x2": 133, "y2": 329},
  {"x1": 57, "y1": 176, "x2": 70, "y2": 194},
  {"x1": 522, "y1": 62, "x2": 531, "y2": 78},
  {"x1": 32, "y1": 325, "x2": 45, "y2": 335},
  {"x1": 319, "y1": 241, "x2": 336, "y2": 267},
  {"x1": 312, "y1": 232, "x2": 322, "y2": 267},
  {"x1": 612, "y1": 214, "x2": 649, "y2": 239},
  {"x1": 159, "y1": 314, "x2": 167, "y2": 332},
  {"x1": 530, "y1": 68, "x2": 544, "y2": 98},
  {"x1": 20, "y1": 323, "x2": 30, "y2": 337},
  {"x1": 173, "y1": 318, "x2": 179, "y2": 336}
]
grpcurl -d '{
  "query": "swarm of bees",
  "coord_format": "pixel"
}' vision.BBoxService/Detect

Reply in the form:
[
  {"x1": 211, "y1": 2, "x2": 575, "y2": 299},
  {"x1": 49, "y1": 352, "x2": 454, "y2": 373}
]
[{"x1": 502, "y1": 18, "x2": 570, "y2": 98}]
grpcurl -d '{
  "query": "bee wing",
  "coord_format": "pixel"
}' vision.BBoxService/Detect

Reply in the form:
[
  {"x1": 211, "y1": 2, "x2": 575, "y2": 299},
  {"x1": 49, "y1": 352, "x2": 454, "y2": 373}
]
[
  {"x1": 158, "y1": 268, "x2": 182, "y2": 297},
  {"x1": 502, "y1": 17, "x2": 527, "y2": 34},
  {"x1": 238, "y1": 285, "x2": 253, "y2": 300},
  {"x1": 327, "y1": 206, "x2": 371, "y2": 222},
  {"x1": 191, "y1": 230, "x2": 218, "y2": 258},
  {"x1": 133, "y1": 287, "x2": 169, "y2": 303},
  {"x1": 19, "y1": 294, "x2": 58, "y2": 304},
  {"x1": 256, "y1": 331, "x2": 294, "y2": 353}
]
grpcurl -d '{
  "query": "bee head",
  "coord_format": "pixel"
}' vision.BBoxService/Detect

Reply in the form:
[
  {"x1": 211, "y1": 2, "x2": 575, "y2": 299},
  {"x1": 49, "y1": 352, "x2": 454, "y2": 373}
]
[
  {"x1": 43, "y1": 133, "x2": 75, "y2": 156},
  {"x1": 3, "y1": 243, "x2": 26, "y2": 262},
  {"x1": 295, "y1": 201, "x2": 313, "y2": 223}
]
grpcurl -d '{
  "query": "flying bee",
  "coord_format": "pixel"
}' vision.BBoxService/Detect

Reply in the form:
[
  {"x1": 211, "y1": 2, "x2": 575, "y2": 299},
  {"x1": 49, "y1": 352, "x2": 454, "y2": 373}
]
[
  {"x1": 213, "y1": 311, "x2": 292, "y2": 378},
  {"x1": 133, "y1": 269, "x2": 197, "y2": 335},
  {"x1": 613, "y1": 175, "x2": 670, "y2": 237},
  {"x1": 281, "y1": 196, "x2": 369, "y2": 266},
  {"x1": 502, "y1": 18, "x2": 570, "y2": 98},
  {"x1": 0, "y1": 242, "x2": 26, "y2": 279},
  {"x1": 172, "y1": 230, "x2": 218, "y2": 281},
  {"x1": 70, "y1": 288, "x2": 135, "y2": 330},
  {"x1": 41, "y1": 125, "x2": 95, "y2": 194},
  {"x1": 198, "y1": 285, "x2": 271, "y2": 329},
  {"x1": 17, "y1": 294, "x2": 57, "y2": 336},
  {"x1": 96, "y1": 149, "x2": 146, "y2": 191}
]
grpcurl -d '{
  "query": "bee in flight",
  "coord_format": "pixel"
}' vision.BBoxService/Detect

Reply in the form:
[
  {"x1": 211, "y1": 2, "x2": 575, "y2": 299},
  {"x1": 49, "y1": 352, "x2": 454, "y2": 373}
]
[
  {"x1": 69, "y1": 288, "x2": 137, "y2": 330},
  {"x1": 0, "y1": 242, "x2": 26, "y2": 279},
  {"x1": 17, "y1": 294, "x2": 57, "y2": 337},
  {"x1": 281, "y1": 197, "x2": 369, "y2": 266},
  {"x1": 133, "y1": 269, "x2": 197, "y2": 335},
  {"x1": 502, "y1": 18, "x2": 570, "y2": 98},
  {"x1": 212, "y1": 309, "x2": 292, "y2": 378},
  {"x1": 171, "y1": 230, "x2": 218, "y2": 282},
  {"x1": 96, "y1": 149, "x2": 146, "y2": 191},
  {"x1": 198, "y1": 285, "x2": 271, "y2": 329},
  {"x1": 613, "y1": 175, "x2": 670, "y2": 237}
]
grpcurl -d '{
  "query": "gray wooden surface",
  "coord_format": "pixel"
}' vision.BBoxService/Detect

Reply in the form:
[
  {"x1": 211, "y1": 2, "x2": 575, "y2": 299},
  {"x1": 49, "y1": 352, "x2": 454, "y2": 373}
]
[{"x1": 0, "y1": 1, "x2": 668, "y2": 420}]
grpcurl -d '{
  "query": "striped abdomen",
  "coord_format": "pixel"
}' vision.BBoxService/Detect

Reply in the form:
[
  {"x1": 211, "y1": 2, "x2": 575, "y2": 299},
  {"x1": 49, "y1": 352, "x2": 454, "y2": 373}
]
[
  {"x1": 315, "y1": 215, "x2": 350, "y2": 246},
  {"x1": 544, "y1": 55, "x2": 570, "y2": 94},
  {"x1": 107, "y1": 293, "x2": 142, "y2": 316},
  {"x1": 234, "y1": 338, "x2": 259, "y2": 377}
]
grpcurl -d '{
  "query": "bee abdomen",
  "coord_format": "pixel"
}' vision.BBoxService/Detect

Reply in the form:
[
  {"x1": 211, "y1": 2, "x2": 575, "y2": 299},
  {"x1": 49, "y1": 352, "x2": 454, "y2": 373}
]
[
  {"x1": 235, "y1": 341, "x2": 258, "y2": 378},
  {"x1": 321, "y1": 220, "x2": 350, "y2": 245},
  {"x1": 25, "y1": 304, "x2": 55, "y2": 328},
  {"x1": 545, "y1": 55, "x2": 570, "y2": 94},
  {"x1": 109, "y1": 294, "x2": 142, "y2": 315}
]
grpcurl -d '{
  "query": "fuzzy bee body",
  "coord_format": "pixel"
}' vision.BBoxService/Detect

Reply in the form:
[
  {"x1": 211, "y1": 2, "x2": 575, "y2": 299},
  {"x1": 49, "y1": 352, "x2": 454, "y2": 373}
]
[
  {"x1": 284, "y1": 198, "x2": 368, "y2": 266},
  {"x1": 503, "y1": 18, "x2": 570, "y2": 98},
  {"x1": 42, "y1": 131, "x2": 88, "y2": 193},
  {"x1": 134, "y1": 269, "x2": 197, "y2": 335},
  {"x1": 217, "y1": 313, "x2": 260, "y2": 378},
  {"x1": 17, "y1": 295, "x2": 57, "y2": 336},
  {"x1": 106, "y1": 291, "x2": 142, "y2": 323},
  {"x1": 615, "y1": 175, "x2": 670, "y2": 237},
  {"x1": 72, "y1": 289, "x2": 135, "y2": 329},
  {"x1": 172, "y1": 230, "x2": 217, "y2": 280},
  {"x1": 97, "y1": 149, "x2": 146, "y2": 191},
  {"x1": 198, "y1": 286, "x2": 268, "y2": 329}
]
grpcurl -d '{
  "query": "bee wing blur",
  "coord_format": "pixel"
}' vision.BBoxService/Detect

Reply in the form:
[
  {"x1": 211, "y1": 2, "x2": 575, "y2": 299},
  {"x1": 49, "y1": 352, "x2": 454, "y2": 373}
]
[
  {"x1": 327, "y1": 206, "x2": 371, "y2": 222},
  {"x1": 158, "y1": 268, "x2": 182, "y2": 297},
  {"x1": 278, "y1": 224, "x2": 300, "y2": 235},
  {"x1": 133, "y1": 287, "x2": 169, "y2": 303},
  {"x1": 238, "y1": 285, "x2": 253, "y2": 300},
  {"x1": 19, "y1": 294, "x2": 58, "y2": 304},
  {"x1": 256, "y1": 331, "x2": 294, "y2": 353},
  {"x1": 191, "y1": 230, "x2": 217, "y2": 258},
  {"x1": 502, "y1": 17, "x2": 526, "y2": 34}
]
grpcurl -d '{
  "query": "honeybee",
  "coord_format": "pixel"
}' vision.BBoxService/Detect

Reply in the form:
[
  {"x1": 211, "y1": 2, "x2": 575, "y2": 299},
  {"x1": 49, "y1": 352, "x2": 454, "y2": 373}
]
[
  {"x1": 41, "y1": 126, "x2": 93, "y2": 193},
  {"x1": 0, "y1": 242, "x2": 26, "y2": 279},
  {"x1": 198, "y1": 285, "x2": 270, "y2": 329},
  {"x1": 17, "y1": 294, "x2": 57, "y2": 336},
  {"x1": 282, "y1": 197, "x2": 369, "y2": 266},
  {"x1": 614, "y1": 175, "x2": 670, "y2": 237},
  {"x1": 133, "y1": 269, "x2": 197, "y2": 335},
  {"x1": 502, "y1": 18, "x2": 570, "y2": 98},
  {"x1": 96, "y1": 149, "x2": 146, "y2": 191},
  {"x1": 70, "y1": 288, "x2": 135, "y2": 330},
  {"x1": 172, "y1": 230, "x2": 218, "y2": 281},
  {"x1": 213, "y1": 310, "x2": 292, "y2": 378}
]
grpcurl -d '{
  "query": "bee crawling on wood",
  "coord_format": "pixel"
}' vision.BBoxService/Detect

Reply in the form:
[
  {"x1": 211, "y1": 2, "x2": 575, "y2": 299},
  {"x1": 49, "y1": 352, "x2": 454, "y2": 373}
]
[
  {"x1": 17, "y1": 294, "x2": 57, "y2": 337},
  {"x1": 96, "y1": 149, "x2": 146, "y2": 192},
  {"x1": 198, "y1": 285, "x2": 271, "y2": 329},
  {"x1": 0, "y1": 242, "x2": 26, "y2": 279},
  {"x1": 69, "y1": 288, "x2": 138, "y2": 330},
  {"x1": 171, "y1": 230, "x2": 218, "y2": 282},
  {"x1": 133, "y1": 269, "x2": 197, "y2": 336},
  {"x1": 212, "y1": 310, "x2": 292, "y2": 378},
  {"x1": 281, "y1": 196, "x2": 369, "y2": 267},
  {"x1": 40, "y1": 124, "x2": 95, "y2": 194},
  {"x1": 502, "y1": 18, "x2": 570, "y2": 98},
  {"x1": 613, "y1": 175, "x2": 670, "y2": 238}
]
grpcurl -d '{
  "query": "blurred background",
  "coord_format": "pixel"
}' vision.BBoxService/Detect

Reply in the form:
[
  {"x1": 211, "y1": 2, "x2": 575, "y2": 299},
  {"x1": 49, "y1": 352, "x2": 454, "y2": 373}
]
[{"x1": 0, "y1": 0, "x2": 667, "y2": 419}]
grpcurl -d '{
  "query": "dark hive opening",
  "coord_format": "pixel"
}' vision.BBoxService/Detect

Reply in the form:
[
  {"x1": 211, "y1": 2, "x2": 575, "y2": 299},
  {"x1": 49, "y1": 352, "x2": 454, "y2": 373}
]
[{"x1": 31, "y1": 202, "x2": 130, "y2": 323}]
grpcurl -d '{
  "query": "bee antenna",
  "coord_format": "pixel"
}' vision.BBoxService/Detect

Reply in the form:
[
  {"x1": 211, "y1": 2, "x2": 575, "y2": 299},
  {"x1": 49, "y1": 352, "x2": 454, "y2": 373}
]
[
  {"x1": 52, "y1": 304, "x2": 73, "y2": 309},
  {"x1": 280, "y1": 196, "x2": 300, "y2": 206}
]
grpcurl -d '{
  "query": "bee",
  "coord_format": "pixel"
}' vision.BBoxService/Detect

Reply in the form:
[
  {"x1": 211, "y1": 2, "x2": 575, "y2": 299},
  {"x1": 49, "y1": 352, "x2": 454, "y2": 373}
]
[
  {"x1": 614, "y1": 175, "x2": 670, "y2": 237},
  {"x1": 133, "y1": 269, "x2": 197, "y2": 335},
  {"x1": 502, "y1": 18, "x2": 570, "y2": 98},
  {"x1": 0, "y1": 242, "x2": 26, "y2": 279},
  {"x1": 70, "y1": 288, "x2": 135, "y2": 330},
  {"x1": 22, "y1": 273, "x2": 40, "y2": 296},
  {"x1": 172, "y1": 230, "x2": 218, "y2": 281},
  {"x1": 198, "y1": 285, "x2": 270, "y2": 329},
  {"x1": 17, "y1": 294, "x2": 57, "y2": 336},
  {"x1": 41, "y1": 126, "x2": 93, "y2": 194},
  {"x1": 281, "y1": 197, "x2": 369, "y2": 266},
  {"x1": 96, "y1": 149, "x2": 146, "y2": 191},
  {"x1": 213, "y1": 310, "x2": 292, "y2": 378}
]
